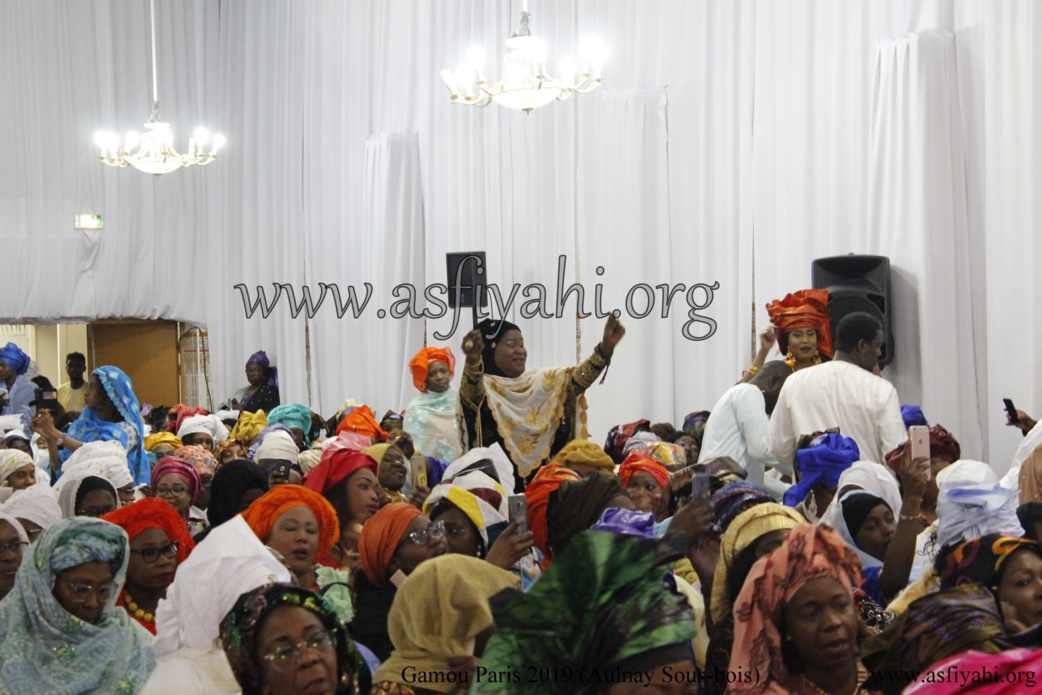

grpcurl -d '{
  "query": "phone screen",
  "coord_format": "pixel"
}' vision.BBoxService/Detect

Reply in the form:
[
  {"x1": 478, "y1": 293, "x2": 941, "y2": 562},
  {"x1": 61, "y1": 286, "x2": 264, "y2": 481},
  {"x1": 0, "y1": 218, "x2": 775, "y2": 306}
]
[{"x1": 507, "y1": 494, "x2": 528, "y2": 534}]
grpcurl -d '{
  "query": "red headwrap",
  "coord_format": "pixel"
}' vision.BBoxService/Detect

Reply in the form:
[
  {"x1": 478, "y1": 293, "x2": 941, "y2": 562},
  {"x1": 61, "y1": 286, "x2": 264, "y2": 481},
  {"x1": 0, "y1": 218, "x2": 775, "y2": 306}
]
[
  {"x1": 335, "y1": 404, "x2": 389, "y2": 442},
  {"x1": 101, "y1": 498, "x2": 195, "y2": 564},
  {"x1": 408, "y1": 346, "x2": 457, "y2": 393},
  {"x1": 242, "y1": 485, "x2": 340, "y2": 557},
  {"x1": 617, "y1": 452, "x2": 670, "y2": 489},
  {"x1": 885, "y1": 424, "x2": 962, "y2": 475},
  {"x1": 167, "y1": 405, "x2": 209, "y2": 435},
  {"x1": 765, "y1": 289, "x2": 834, "y2": 359},
  {"x1": 524, "y1": 463, "x2": 581, "y2": 557},
  {"x1": 151, "y1": 456, "x2": 202, "y2": 505},
  {"x1": 358, "y1": 502, "x2": 422, "y2": 586},
  {"x1": 302, "y1": 446, "x2": 379, "y2": 496}
]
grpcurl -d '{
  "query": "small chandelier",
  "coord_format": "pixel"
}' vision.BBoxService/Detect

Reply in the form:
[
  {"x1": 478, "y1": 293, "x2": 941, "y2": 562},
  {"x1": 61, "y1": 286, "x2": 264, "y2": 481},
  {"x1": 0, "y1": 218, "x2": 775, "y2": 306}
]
[
  {"x1": 440, "y1": 0, "x2": 607, "y2": 112},
  {"x1": 95, "y1": 0, "x2": 223, "y2": 175}
]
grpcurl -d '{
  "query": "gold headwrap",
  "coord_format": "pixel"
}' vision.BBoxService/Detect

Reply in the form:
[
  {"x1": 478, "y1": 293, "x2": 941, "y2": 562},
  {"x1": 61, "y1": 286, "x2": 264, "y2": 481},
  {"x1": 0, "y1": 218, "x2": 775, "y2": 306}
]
[
  {"x1": 553, "y1": 439, "x2": 616, "y2": 473},
  {"x1": 229, "y1": 409, "x2": 268, "y2": 444},
  {"x1": 143, "y1": 432, "x2": 184, "y2": 452},
  {"x1": 710, "y1": 503, "x2": 804, "y2": 624}
]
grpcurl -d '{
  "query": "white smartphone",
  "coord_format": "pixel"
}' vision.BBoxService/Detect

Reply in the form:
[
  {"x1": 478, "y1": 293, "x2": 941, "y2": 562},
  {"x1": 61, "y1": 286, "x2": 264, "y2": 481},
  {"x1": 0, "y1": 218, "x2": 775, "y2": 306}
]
[{"x1": 909, "y1": 425, "x2": 930, "y2": 472}]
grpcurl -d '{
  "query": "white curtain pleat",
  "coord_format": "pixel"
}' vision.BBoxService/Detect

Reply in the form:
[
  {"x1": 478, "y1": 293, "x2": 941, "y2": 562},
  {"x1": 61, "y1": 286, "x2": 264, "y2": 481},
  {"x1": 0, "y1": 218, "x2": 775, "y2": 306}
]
[{"x1": 867, "y1": 31, "x2": 983, "y2": 460}]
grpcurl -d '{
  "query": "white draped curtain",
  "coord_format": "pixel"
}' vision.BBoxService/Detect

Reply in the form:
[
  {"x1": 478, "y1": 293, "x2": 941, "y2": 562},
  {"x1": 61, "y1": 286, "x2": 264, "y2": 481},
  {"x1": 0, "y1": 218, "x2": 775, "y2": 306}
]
[{"x1": 1, "y1": 1, "x2": 1039, "y2": 465}]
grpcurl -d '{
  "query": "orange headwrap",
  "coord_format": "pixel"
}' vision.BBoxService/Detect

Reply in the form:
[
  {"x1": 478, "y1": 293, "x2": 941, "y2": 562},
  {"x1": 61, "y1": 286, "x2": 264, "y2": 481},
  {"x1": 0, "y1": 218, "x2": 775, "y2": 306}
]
[
  {"x1": 617, "y1": 452, "x2": 670, "y2": 489},
  {"x1": 408, "y1": 346, "x2": 456, "y2": 393},
  {"x1": 241, "y1": 485, "x2": 340, "y2": 558},
  {"x1": 101, "y1": 498, "x2": 195, "y2": 564},
  {"x1": 765, "y1": 289, "x2": 833, "y2": 359},
  {"x1": 335, "y1": 404, "x2": 389, "y2": 442},
  {"x1": 524, "y1": 463, "x2": 581, "y2": 557},
  {"x1": 359, "y1": 502, "x2": 423, "y2": 586}
]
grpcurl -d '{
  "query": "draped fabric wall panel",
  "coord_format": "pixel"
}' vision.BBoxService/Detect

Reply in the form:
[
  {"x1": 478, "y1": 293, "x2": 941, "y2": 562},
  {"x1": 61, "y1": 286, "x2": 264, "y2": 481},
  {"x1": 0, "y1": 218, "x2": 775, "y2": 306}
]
[
  {"x1": 0, "y1": 0, "x2": 1038, "y2": 461},
  {"x1": 868, "y1": 32, "x2": 983, "y2": 459}
]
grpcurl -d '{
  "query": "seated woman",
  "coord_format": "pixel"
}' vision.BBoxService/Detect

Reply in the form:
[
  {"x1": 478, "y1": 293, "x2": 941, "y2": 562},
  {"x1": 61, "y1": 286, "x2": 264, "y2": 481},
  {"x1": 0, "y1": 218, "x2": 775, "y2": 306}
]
[
  {"x1": 101, "y1": 497, "x2": 196, "y2": 635},
  {"x1": 145, "y1": 431, "x2": 184, "y2": 464},
  {"x1": 728, "y1": 523, "x2": 872, "y2": 695},
  {"x1": 31, "y1": 365, "x2": 150, "y2": 485},
  {"x1": 175, "y1": 445, "x2": 217, "y2": 519},
  {"x1": 221, "y1": 584, "x2": 371, "y2": 695},
  {"x1": 459, "y1": 315, "x2": 625, "y2": 488},
  {"x1": 474, "y1": 531, "x2": 699, "y2": 694},
  {"x1": 176, "y1": 414, "x2": 229, "y2": 454},
  {"x1": 351, "y1": 503, "x2": 448, "y2": 661},
  {"x1": 215, "y1": 439, "x2": 246, "y2": 467},
  {"x1": 54, "y1": 469, "x2": 119, "y2": 518},
  {"x1": 151, "y1": 455, "x2": 204, "y2": 536},
  {"x1": 60, "y1": 440, "x2": 136, "y2": 507},
  {"x1": 0, "y1": 511, "x2": 28, "y2": 601},
  {"x1": 242, "y1": 485, "x2": 354, "y2": 623},
  {"x1": 201, "y1": 458, "x2": 269, "y2": 539},
  {"x1": 424, "y1": 469, "x2": 539, "y2": 585},
  {"x1": 618, "y1": 452, "x2": 673, "y2": 523},
  {"x1": 229, "y1": 409, "x2": 269, "y2": 448},
  {"x1": 228, "y1": 350, "x2": 280, "y2": 414},
  {"x1": 403, "y1": 346, "x2": 464, "y2": 464},
  {"x1": 303, "y1": 445, "x2": 381, "y2": 570},
  {"x1": 0, "y1": 485, "x2": 61, "y2": 542},
  {"x1": 937, "y1": 533, "x2": 1042, "y2": 635},
  {"x1": 0, "y1": 450, "x2": 36, "y2": 490},
  {"x1": 704, "y1": 503, "x2": 804, "y2": 695},
  {"x1": 0, "y1": 517, "x2": 156, "y2": 693},
  {"x1": 2, "y1": 430, "x2": 33, "y2": 457},
  {"x1": 372, "y1": 555, "x2": 520, "y2": 694},
  {"x1": 267, "y1": 403, "x2": 315, "y2": 451}
]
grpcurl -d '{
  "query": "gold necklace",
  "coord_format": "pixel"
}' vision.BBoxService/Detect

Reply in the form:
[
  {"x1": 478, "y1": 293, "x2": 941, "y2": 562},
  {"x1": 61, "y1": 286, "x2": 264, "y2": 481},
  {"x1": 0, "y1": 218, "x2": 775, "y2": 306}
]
[{"x1": 123, "y1": 589, "x2": 155, "y2": 623}]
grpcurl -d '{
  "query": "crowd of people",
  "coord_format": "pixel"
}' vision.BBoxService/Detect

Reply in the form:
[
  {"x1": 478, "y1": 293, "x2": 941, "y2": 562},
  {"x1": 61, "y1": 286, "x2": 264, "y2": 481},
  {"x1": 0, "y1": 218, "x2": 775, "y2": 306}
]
[{"x1": 0, "y1": 291, "x2": 1036, "y2": 694}]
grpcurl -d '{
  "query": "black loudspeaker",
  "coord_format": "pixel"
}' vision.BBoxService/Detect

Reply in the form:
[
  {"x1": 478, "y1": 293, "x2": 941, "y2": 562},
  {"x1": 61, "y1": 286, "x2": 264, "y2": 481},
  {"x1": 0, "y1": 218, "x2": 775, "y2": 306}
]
[
  {"x1": 811, "y1": 254, "x2": 894, "y2": 366},
  {"x1": 446, "y1": 252, "x2": 488, "y2": 309}
]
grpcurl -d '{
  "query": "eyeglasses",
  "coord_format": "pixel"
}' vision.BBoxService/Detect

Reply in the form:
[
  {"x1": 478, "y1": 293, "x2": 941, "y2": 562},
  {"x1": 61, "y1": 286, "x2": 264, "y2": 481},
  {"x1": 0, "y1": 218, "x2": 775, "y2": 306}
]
[
  {"x1": 56, "y1": 576, "x2": 117, "y2": 603},
  {"x1": 130, "y1": 542, "x2": 179, "y2": 564},
  {"x1": 399, "y1": 521, "x2": 446, "y2": 547},
  {"x1": 24, "y1": 527, "x2": 42, "y2": 542},
  {"x1": 261, "y1": 630, "x2": 336, "y2": 672},
  {"x1": 0, "y1": 540, "x2": 27, "y2": 555},
  {"x1": 155, "y1": 485, "x2": 190, "y2": 498}
]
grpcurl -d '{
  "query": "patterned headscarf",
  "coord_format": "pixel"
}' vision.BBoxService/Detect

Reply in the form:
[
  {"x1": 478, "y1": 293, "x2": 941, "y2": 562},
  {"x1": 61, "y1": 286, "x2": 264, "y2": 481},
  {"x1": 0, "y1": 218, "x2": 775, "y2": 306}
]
[
  {"x1": 885, "y1": 423, "x2": 962, "y2": 475},
  {"x1": 221, "y1": 584, "x2": 369, "y2": 694},
  {"x1": 101, "y1": 498, "x2": 195, "y2": 565},
  {"x1": 765, "y1": 289, "x2": 834, "y2": 359},
  {"x1": 711, "y1": 481, "x2": 774, "y2": 534},
  {"x1": 617, "y1": 452, "x2": 670, "y2": 489},
  {"x1": 245, "y1": 350, "x2": 279, "y2": 388},
  {"x1": 174, "y1": 445, "x2": 217, "y2": 478},
  {"x1": 710, "y1": 503, "x2": 805, "y2": 624},
  {"x1": 862, "y1": 585, "x2": 1010, "y2": 695},
  {"x1": 938, "y1": 534, "x2": 1041, "y2": 589},
  {"x1": 62, "y1": 366, "x2": 150, "y2": 485},
  {"x1": 358, "y1": 503, "x2": 422, "y2": 586},
  {"x1": 728, "y1": 524, "x2": 863, "y2": 694},
  {"x1": 0, "y1": 342, "x2": 30, "y2": 375},
  {"x1": 473, "y1": 532, "x2": 696, "y2": 695},
  {"x1": 408, "y1": 346, "x2": 456, "y2": 393},
  {"x1": 0, "y1": 518, "x2": 155, "y2": 693},
  {"x1": 267, "y1": 404, "x2": 315, "y2": 446},
  {"x1": 242, "y1": 485, "x2": 340, "y2": 558}
]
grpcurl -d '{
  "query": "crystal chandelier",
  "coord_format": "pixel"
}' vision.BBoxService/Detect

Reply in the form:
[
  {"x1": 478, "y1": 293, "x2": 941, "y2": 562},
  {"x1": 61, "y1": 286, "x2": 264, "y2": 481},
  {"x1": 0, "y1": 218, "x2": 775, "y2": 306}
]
[
  {"x1": 95, "y1": 0, "x2": 223, "y2": 175},
  {"x1": 440, "y1": 1, "x2": 606, "y2": 112}
]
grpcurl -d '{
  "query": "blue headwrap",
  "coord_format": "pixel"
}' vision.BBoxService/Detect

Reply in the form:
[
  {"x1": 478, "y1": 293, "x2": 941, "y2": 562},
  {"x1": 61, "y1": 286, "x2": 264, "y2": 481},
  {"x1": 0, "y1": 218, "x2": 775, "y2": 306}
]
[
  {"x1": 590, "y1": 508, "x2": 659, "y2": 539},
  {"x1": 901, "y1": 405, "x2": 929, "y2": 429},
  {"x1": 0, "y1": 343, "x2": 30, "y2": 376},
  {"x1": 267, "y1": 404, "x2": 314, "y2": 446},
  {"x1": 783, "y1": 433, "x2": 860, "y2": 507}
]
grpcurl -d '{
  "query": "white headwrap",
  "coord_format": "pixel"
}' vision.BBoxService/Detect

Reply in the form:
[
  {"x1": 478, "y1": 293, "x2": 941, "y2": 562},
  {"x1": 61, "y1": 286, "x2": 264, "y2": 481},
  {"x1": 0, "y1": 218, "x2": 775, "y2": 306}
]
[
  {"x1": 60, "y1": 440, "x2": 134, "y2": 490},
  {"x1": 176, "y1": 414, "x2": 230, "y2": 445},
  {"x1": 153, "y1": 515, "x2": 292, "y2": 656},
  {"x1": 253, "y1": 430, "x2": 298, "y2": 462},
  {"x1": 936, "y1": 459, "x2": 1023, "y2": 550},
  {"x1": 441, "y1": 443, "x2": 516, "y2": 495},
  {"x1": 214, "y1": 410, "x2": 240, "y2": 423},
  {"x1": 3, "y1": 429, "x2": 31, "y2": 447},
  {"x1": 0, "y1": 485, "x2": 62, "y2": 530},
  {"x1": 53, "y1": 468, "x2": 119, "y2": 518},
  {"x1": 818, "y1": 461, "x2": 903, "y2": 534},
  {"x1": 0, "y1": 450, "x2": 34, "y2": 484},
  {"x1": 0, "y1": 415, "x2": 25, "y2": 433},
  {"x1": 297, "y1": 446, "x2": 323, "y2": 474},
  {"x1": 0, "y1": 511, "x2": 28, "y2": 545}
]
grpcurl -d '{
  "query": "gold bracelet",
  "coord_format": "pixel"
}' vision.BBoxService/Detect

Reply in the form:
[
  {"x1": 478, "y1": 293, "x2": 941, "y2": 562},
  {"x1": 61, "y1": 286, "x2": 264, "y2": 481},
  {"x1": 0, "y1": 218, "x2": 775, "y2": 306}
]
[
  {"x1": 899, "y1": 513, "x2": 924, "y2": 523},
  {"x1": 746, "y1": 364, "x2": 760, "y2": 375}
]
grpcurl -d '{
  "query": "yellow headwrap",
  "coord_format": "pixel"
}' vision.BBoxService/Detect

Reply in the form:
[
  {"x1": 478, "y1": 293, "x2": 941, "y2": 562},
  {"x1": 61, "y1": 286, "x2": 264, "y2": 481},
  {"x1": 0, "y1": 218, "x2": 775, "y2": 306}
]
[
  {"x1": 553, "y1": 438, "x2": 616, "y2": 473},
  {"x1": 143, "y1": 432, "x2": 184, "y2": 452},
  {"x1": 229, "y1": 409, "x2": 269, "y2": 444},
  {"x1": 710, "y1": 503, "x2": 805, "y2": 624}
]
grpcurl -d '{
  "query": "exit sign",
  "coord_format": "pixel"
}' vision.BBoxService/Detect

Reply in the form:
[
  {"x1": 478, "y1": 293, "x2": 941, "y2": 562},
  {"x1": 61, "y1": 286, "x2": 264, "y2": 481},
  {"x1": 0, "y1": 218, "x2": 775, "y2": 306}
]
[{"x1": 74, "y1": 214, "x2": 103, "y2": 229}]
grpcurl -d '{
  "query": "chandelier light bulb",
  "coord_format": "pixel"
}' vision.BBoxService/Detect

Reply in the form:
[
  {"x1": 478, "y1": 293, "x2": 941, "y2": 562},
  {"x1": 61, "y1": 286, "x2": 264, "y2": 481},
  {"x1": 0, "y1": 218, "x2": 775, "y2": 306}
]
[
  {"x1": 466, "y1": 46, "x2": 486, "y2": 71},
  {"x1": 558, "y1": 56, "x2": 577, "y2": 83}
]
